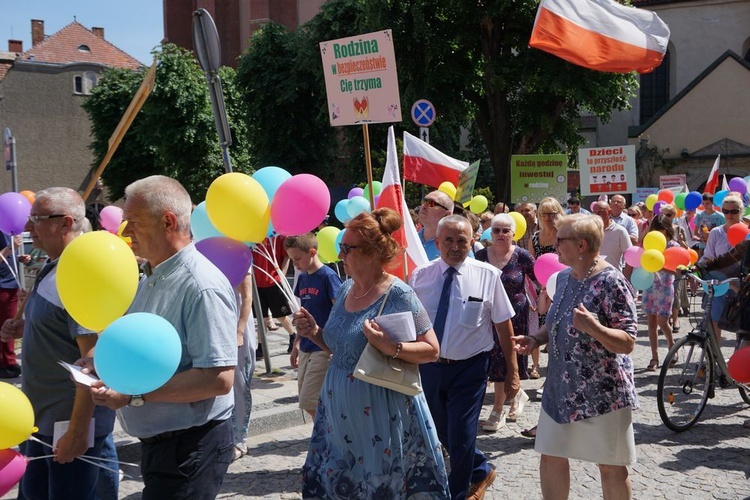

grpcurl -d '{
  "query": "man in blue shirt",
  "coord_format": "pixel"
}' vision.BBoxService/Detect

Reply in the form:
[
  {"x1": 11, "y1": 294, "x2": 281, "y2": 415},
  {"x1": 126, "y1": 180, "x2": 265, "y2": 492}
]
[{"x1": 418, "y1": 190, "x2": 454, "y2": 260}]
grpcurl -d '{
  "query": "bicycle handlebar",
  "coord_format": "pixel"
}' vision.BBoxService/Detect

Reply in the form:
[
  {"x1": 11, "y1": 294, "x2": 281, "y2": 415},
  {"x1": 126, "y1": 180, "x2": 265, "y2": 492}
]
[{"x1": 681, "y1": 268, "x2": 739, "y2": 287}]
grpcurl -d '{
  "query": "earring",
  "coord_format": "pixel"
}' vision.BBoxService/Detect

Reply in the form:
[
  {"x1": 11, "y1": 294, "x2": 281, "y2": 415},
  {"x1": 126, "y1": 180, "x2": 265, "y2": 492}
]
[{"x1": 579, "y1": 255, "x2": 583, "y2": 260}]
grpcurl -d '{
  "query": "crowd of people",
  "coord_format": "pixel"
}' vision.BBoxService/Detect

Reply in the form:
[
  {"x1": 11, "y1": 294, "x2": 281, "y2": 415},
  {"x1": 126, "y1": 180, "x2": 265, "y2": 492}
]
[{"x1": 2, "y1": 178, "x2": 749, "y2": 500}]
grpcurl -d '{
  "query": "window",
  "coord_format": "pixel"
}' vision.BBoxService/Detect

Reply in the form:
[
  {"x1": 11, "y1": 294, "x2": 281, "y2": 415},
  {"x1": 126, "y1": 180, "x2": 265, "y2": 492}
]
[
  {"x1": 640, "y1": 49, "x2": 670, "y2": 124},
  {"x1": 78, "y1": 44, "x2": 91, "y2": 52},
  {"x1": 73, "y1": 71, "x2": 99, "y2": 95}
]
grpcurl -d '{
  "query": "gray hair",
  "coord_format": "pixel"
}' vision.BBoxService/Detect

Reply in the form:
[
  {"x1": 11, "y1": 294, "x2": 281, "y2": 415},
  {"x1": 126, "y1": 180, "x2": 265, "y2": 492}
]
[
  {"x1": 491, "y1": 213, "x2": 515, "y2": 232},
  {"x1": 125, "y1": 175, "x2": 192, "y2": 232},
  {"x1": 35, "y1": 187, "x2": 85, "y2": 233},
  {"x1": 437, "y1": 214, "x2": 472, "y2": 237}
]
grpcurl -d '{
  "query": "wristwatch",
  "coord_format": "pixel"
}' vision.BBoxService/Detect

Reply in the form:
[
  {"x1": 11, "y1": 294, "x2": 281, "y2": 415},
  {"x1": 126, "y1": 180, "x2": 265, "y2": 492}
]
[{"x1": 129, "y1": 394, "x2": 145, "y2": 407}]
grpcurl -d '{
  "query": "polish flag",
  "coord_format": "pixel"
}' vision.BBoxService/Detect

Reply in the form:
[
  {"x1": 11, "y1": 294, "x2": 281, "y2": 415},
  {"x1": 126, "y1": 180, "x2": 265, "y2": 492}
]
[
  {"x1": 705, "y1": 155, "x2": 721, "y2": 195},
  {"x1": 377, "y1": 127, "x2": 428, "y2": 281},
  {"x1": 403, "y1": 131, "x2": 468, "y2": 188},
  {"x1": 529, "y1": 0, "x2": 670, "y2": 74}
]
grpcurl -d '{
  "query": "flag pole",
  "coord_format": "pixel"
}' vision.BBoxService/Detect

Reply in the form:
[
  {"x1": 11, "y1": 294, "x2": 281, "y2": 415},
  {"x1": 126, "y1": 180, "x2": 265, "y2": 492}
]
[{"x1": 363, "y1": 123, "x2": 376, "y2": 211}]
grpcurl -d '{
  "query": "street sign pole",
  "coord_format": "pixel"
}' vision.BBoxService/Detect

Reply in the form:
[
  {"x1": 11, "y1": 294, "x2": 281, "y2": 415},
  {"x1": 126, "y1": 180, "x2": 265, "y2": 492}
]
[{"x1": 9, "y1": 137, "x2": 18, "y2": 193}]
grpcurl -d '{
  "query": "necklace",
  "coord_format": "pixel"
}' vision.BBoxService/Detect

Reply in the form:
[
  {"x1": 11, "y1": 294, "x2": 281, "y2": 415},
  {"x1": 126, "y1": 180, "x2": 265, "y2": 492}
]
[
  {"x1": 351, "y1": 271, "x2": 386, "y2": 299},
  {"x1": 549, "y1": 259, "x2": 598, "y2": 359}
]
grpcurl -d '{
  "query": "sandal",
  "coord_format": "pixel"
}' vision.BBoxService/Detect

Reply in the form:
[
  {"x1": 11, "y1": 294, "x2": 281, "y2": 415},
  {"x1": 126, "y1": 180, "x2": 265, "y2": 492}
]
[
  {"x1": 647, "y1": 358, "x2": 659, "y2": 371},
  {"x1": 232, "y1": 444, "x2": 246, "y2": 461},
  {"x1": 507, "y1": 390, "x2": 529, "y2": 422},
  {"x1": 529, "y1": 367, "x2": 541, "y2": 379},
  {"x1": 520, "y1": 426, "x2": 537, "y2": 439},
  {"x1": 673, "y1": 323, "x2": 680, "y2": 332},
  {"x1": 481, "y1": 410, "x2": 506, "y2": 432},
  {"x1": 670, "y1": 352, "x2": 679, "y2": 367}
]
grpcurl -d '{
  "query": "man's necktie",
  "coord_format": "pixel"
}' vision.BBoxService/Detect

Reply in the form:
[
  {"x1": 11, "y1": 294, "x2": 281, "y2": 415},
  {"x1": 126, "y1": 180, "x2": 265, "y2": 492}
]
[{"x1": 433, "y1": 266, "x2": 457, "y2": 343}]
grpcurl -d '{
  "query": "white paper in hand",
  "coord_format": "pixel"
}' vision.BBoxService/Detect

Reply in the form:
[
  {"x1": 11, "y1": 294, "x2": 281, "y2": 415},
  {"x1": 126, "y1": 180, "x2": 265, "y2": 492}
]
[
  {"x1": 374, "y1": 312, "x2": 416, "y2": 342},
  {"x1": 57, "y1": 360, "x2": 100, "y2": 387}
]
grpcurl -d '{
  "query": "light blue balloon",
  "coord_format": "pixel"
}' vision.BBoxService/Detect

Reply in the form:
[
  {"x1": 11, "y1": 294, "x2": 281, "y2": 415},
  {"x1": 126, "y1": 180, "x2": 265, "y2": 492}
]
[
  {"x1": 252, "y1": 166, "x2": 292, "y2": 200},
  {"x1": 94, "y1": 313, "x2": 182, "y2": 395},
  {"x1": 713, "y1": 189, "x2": 729, "y2": 207},
  {"x1": 334, "y1": 199, "x2": 351, "y2": 224},
  {"x1": 631, "y1": 268, "x2": 655, "y2": 291},
  {"x1": 481, "y1": 228, "x2": 492, "y2": 241},
  {"x1": 335, "y1": 228, "x2": 346, "y2": 253},
  {"x1": 702, "y1": 281, "x2": 729, "y2": 297},
  {"x1": 346, "y1": 196, "x2": 370, "y2": 218},
  {"x1": 191, "y1": 201, "x2": 224, "y2": 242}
]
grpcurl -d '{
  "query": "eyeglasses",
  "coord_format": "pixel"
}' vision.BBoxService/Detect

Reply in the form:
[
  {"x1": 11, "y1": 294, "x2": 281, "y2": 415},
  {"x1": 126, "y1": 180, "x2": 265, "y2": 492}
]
[
  {"x1": 492, "y1": 227, "x2": 513, "y2": 234},
  {"x1": 540, "y1": 212, "x2": 558, "y2": 218},
  {"x1": 338, "y1": 243, "x2": 362, "y2": 255},
  {"x1": 421, "y1": 198, "x2": 450, "y2": 211},
  {"x1": 27, "y1": 214, "x2": 68, "y2": 224},
  {"x1": 722, "y1": 208, "x2": 741, "y2": 215},
  {"x1": 556, "y1": 237, "x2": 576, "y2": 245},
  {"x1": 569, "y1": 202, "x2": 580, "y2": 206}
]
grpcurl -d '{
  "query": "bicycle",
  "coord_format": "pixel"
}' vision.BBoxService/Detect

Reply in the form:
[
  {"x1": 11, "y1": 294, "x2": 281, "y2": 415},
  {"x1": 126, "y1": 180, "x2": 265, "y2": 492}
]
[{"x1": 656, "y1": 271, "x2": 750, "y2": 432}]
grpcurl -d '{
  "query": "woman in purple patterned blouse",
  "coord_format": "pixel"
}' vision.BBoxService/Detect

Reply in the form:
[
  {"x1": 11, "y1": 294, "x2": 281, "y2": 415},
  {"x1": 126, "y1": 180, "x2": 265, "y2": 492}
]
[{"x1": 513, "y1": 214, "x2": 639, "y2": 499}]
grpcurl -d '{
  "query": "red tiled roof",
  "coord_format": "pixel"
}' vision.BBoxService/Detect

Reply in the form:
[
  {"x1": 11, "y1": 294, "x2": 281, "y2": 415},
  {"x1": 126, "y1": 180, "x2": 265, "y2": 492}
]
[
  {"x1": 20, "y1": 21, "x2": 141, "y2": 70},
  {"x1": 0, "y1": 63, "x2": 11, "y2": 80}
]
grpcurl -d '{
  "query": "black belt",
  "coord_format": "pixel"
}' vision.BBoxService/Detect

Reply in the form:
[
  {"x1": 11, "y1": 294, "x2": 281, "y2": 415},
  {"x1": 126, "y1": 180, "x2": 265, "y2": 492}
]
[
  {"x1": 436, "y1": 351, "x2": 490, "y2": 365},
  {"x1": 140, "y1": 419, "x2": 224, "y2": 444}
]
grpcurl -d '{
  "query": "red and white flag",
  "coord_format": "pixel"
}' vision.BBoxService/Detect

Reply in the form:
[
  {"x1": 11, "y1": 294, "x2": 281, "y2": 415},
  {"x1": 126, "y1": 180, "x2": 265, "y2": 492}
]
[
  {"x1": 529, "y1": 0, "x2": 670, "y2": 74},
  {"x1": 377, "y1": 127, "x2": 428, "y2": 281},
  {"x1": 705, "y1": 155, "x2": 721, "y2": 194},
  {"x1": 403, "y1": 131, "x2": 468, "y2": 188}
]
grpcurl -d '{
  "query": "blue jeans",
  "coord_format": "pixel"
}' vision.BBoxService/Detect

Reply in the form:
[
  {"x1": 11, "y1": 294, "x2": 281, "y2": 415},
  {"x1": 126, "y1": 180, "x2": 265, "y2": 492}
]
[
  {"x1": 96, "y1": 433, "x2": 120, "y2": 500},
  {"x1": 20, "y1": 433, "x2": 111, "y2": 500}
]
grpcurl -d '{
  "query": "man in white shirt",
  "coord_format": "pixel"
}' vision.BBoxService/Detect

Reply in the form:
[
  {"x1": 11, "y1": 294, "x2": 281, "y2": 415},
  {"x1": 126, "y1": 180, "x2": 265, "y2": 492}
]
[
  {"x1": 593, "y1": 202, "x2": 632, "y2": 272},
  {"x1": 609, "y1": 195, "x2": 639, "y2": 245},
  {"x1": 410, "y1": 215, "x2": 516, "y2": 500}
]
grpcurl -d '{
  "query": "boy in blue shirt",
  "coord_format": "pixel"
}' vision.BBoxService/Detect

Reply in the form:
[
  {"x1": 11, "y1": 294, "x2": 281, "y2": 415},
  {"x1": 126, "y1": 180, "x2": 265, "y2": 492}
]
[{"x1": 284, "y1": 233, "x2": 342, "y2": 418}]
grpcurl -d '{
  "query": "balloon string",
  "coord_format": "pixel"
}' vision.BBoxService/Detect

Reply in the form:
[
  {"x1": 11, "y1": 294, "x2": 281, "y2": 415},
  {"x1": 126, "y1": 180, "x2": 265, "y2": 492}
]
[
  {"x1": 27, "y1": 435, "x2": 135, "y2": 478},
  {"x1": 251, "y1": 264, "x2": 299, "y2": 313},
  {"x1": 0, "y1": 239, "x2": 20, "y2": 287},
  {"x1": 252, "y1": 238, "x2": 300, "y2": 313}
]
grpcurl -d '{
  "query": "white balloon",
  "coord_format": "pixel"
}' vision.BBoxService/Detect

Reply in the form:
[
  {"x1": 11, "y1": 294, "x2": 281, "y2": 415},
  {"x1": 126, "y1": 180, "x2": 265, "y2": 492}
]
[{"x1": 547, "y1": 271, "x2": 560, "y2": 301}]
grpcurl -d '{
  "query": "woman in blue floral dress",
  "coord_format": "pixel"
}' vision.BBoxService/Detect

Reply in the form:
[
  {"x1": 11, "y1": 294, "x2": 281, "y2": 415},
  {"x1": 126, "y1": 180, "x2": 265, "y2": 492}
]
[
  {"x1": 293, "y1": 209, "x2": 449, "y2": 499},
  {"x1": 513, "y1": 214, "x2": 639, "y2": 498}
]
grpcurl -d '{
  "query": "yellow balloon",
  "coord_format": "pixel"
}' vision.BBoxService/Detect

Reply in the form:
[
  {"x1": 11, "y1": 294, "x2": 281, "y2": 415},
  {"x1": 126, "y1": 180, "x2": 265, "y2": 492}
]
[
  {"x1": 116, "y1": 220, "x2": 132, "y2": 246},
  {"x1": 0, "y1": 381, "x2": 37, "y2": 449},
  {"x1": 641, "y1": 249, "x2": 666, "y2": 273},
  {"x1": 509, "y1": 212, "x2": 527, "y2": 242},
  {"x1": 470, "y1": 195, "x2": 488, "y2": 214},
  {"x1": 643, "y1": 231, "x2": 667, "y2": 252},
  {"x1": 57, "y1": 231, "x2": 139, "y2": 332},
  {"x1": 645, "y1": 194, "x2": 658, "y2": 211},
  {"x1": 206, "y1": 173, "x2": 270, "y2": 243},
  {"x1": 438, "y1": 181, "x2": 457, "y2": 201},
  {"x1": 316, "y1": 226, "x2": 341, "y2": 263}
]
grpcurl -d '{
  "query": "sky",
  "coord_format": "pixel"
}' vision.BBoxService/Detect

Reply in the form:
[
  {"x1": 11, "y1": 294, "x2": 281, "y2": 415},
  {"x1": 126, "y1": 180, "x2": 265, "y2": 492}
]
[{"x1": 0, "y1": 0, "x2": 164, "y2": 64}]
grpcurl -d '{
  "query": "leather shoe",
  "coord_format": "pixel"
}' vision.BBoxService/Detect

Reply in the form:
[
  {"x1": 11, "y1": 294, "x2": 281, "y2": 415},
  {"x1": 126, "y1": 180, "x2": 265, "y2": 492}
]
[
  {"x1": 468, "y1": 467, "x2": 496, "y2": 499},
  {"x1": 0, "y1": 365, "x2": 21, "y2": 378}
]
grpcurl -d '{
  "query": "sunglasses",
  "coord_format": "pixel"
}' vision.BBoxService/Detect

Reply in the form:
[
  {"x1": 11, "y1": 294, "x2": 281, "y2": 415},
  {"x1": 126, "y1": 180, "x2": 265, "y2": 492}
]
[
  {"x1": 492, "y1": 227, "x2": 513, "y2": 234},
  {"x1": 421, "y1": 198, "x2": 450, "y2": 210},
  {"x1": 540, "y1": 212, "x2": 558, "y2": 218},
  {"x1": 556, "y1": 237, "x2": 576, "y2": 245},
  {"x1": 722, "y1": 208, "x2": 741, "y2": 215},
  {"x1": 338, "y1": 243, "x2": 361, "y2": 255}
]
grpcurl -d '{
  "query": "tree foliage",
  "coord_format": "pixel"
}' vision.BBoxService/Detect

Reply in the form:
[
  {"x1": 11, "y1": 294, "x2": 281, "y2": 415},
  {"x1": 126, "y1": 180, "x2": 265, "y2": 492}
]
[
  {"x1": 83, "y1": 43, "x2": 252, "y2": 202},
  {"x1": 236, "y1": 0, "x2": 638, "y2": 200}
]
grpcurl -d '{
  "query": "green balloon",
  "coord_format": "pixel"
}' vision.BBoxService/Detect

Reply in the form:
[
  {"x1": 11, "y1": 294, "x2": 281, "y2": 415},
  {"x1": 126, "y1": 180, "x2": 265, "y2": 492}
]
[
  {"x1": 674, "y1": 192, "x2": 687, "y2": 210},
  {"x1": 362, "y1": 181, "x2": 383, "y2": 201}
]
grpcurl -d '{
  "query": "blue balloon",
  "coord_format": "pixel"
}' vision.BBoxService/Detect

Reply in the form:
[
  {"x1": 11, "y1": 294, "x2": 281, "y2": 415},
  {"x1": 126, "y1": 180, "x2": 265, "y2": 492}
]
[
  {"x1": 335, "y1": 228, "x2": 346, "y2": 254},
  {"x1": 481, "y1": 228, "x2": 492, "y2": 241},
  {"x1": 631, "y1": 268, "x2": 655, "y2": 291},
  {"x1": 252, "y1": 166, "x2": 292, "y2": 200},
  {"x1": 191, "y1": 201, "x2": 224, "y2": 242},
  {"x1": 95, "y1": 313, "x2": 182, "y2": 395},
  {"x1": 346, "y1": 196, "x2": 370, "y2": 218},
  {"x1": 713, "y1": 190, "x2": 729, "y2": 207},
  {"x1": 684, "y1": 191, "x2": 702, "y2": 211},
  {"x1": 334, "y1": 199, "x2": 351, "y2": 224}
]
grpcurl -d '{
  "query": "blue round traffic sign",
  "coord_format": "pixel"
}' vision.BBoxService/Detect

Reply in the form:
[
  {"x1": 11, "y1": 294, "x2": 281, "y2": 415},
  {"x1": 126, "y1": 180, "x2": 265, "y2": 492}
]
[{"x1": 411, "y1": 99, "x2": 436, "y2": 127}]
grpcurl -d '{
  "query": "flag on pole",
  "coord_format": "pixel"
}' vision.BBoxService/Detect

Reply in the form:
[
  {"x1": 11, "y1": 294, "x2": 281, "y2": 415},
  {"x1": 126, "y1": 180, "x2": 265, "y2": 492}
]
[
  {"x1": 721, "y1": 174, "x2": 729, "y2": 193},
  {"x1": 529, "y1": 0, "x2": 670, "y2": 74},
  {"x1": 403, "y1": 131, "x2": 468, "y2": 188},
  {"x1": 378, "y1": 127, "x2": 428, "y2": 281},
  {"x1": 705, "y1": 155, "x2": 721, "y2": 194}
]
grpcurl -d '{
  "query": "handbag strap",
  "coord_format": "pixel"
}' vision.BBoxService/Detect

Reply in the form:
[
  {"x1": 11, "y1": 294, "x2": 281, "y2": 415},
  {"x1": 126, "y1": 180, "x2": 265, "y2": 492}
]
[{"x1": 376, "y1": 280, "x2": 395, "y2": 317}]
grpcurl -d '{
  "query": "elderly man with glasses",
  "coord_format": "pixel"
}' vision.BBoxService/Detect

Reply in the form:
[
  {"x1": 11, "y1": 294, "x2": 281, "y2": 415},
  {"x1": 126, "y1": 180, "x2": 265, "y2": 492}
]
[{"x1": 418, "y1": 190, "x2": 456, "y2": 260}]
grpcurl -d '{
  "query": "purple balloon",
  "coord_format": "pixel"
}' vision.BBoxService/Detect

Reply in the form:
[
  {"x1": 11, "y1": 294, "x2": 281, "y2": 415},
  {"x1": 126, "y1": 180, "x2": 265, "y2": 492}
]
[
  {"x1": 729, "y1": 177, "x2": 748, "y2": 195},
  {"x1": 195, "y1": 237, "x2": 253, "y2": 288},
  {"x1": 348, "y1": 187, "x2": 364, "y2": 199},
  {"x1": 653, "y1": 201, "x2": 666, "y2": 215},
  {"x1": 0, "y1": 193, "x2": 31, "y2": 235}
]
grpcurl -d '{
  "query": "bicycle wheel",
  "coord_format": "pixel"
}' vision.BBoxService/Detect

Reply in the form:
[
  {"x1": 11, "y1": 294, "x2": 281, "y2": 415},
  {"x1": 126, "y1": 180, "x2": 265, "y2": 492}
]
[{"x1": 657, "y1": 335, "x2": 714, "y2": 432}]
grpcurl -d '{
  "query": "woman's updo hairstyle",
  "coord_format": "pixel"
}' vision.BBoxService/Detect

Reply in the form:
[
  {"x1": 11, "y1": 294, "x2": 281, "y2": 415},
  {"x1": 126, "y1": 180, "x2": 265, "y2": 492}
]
[{"x1": 346, "y1": 208, "x2": 402, "y2": 265}]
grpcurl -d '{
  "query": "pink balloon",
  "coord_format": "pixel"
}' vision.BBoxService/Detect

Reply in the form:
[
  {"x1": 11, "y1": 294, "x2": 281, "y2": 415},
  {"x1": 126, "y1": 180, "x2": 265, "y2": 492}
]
[
  {"x1": 590, "y1": 201, "x2": 597, "y2": 212},
  {"x1": 624, "y1": 246, "x2": 644, "y2": 268},
  {"x1": 534, "y1": 253, "x2": 567, "y2": 287},
  {"x1": 0, "y1": 449, "x2": 26, "y2": 497},
  {"x1": 99, "y1": 206, "x2": 123, "y2": 234},
  {"x1": 271, "y1": 174, "x2": 331, "y2": 236}
]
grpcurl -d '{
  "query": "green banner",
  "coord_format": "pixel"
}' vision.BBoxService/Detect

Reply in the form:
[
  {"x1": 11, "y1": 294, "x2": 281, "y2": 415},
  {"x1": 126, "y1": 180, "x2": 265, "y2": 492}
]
[
  {"x1": 510, "y1": 154, "x2": 568, "y2": 204},
  {"x1": 455, "y1": 160, "x2": 481, "y2": 205}
]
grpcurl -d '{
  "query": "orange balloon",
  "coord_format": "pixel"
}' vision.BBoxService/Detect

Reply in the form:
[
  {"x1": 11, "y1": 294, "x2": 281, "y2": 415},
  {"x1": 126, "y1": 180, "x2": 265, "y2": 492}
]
[
  {"x1": 19, "y1": 190, "x2": 35, "y2": 205},
  {"x1": 727, "y1": 223, "x2": 750, "y2": 247},
  {"x1": 687, "y1": 248, "x2": 699, "y2": 265},
  {"x1": 663, "y1": 246, "x2": 691, "y2": 271},
  {"x1": 657, "y1": 190, "x2": 675, "y2": 204}
]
